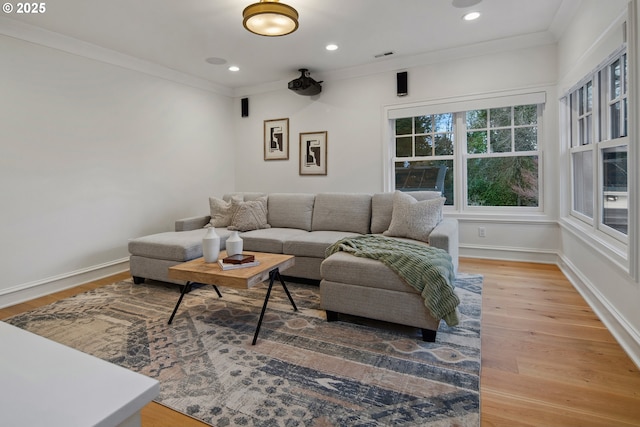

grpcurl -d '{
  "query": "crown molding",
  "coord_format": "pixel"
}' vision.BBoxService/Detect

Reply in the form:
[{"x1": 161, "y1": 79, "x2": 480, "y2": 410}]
[{"x1": 0, "y1": 16, "x2": 233, "y2": 97}]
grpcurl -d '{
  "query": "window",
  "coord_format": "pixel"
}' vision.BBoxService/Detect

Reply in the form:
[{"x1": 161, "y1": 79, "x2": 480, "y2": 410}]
[
  {"x1": 394, "y1": 114, "x2": 455, "y2": 204},
  {"x1": 602, "y1": 145, "x2": 628, "y2": 233},
  {"x1": 465, "y1": 105, "x2": 539, "y2": 207},
  {"x1": 566, "y1": 49, "x2": 628, "y2": 239},
  {"x1": 390, "y1": 98, "x2": 543, "y2": 210},
  {"x1": 570, "y1": 80, "x2": 596, "y2": 220}
]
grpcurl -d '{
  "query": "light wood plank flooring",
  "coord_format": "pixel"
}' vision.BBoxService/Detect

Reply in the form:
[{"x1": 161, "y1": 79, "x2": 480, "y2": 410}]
[{"x1": 1, "y1": 259, "x2": 639, "y2": 426}]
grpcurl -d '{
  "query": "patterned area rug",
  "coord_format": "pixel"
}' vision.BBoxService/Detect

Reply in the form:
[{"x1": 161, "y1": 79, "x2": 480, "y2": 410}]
[{"x1": 6, "y1": 273, "x2": 482, "y2": 426}]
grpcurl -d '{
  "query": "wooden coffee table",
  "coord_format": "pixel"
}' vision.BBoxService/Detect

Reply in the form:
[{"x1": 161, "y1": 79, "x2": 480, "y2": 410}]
[{"x1": 167, "y1": 251, "x2": 297, "y2": 345}]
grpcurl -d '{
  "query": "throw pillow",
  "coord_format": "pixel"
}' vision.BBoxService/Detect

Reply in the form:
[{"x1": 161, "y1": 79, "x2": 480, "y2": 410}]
[
  {"x1": 383, "y1": 191, "x2": 445, "y2": 242},
  {"x1": 207, "y1": 196, "x2": 241, "y2": 228},
  {"x1": 228, "y1": 196, "x2": 271, "y2": 231}
]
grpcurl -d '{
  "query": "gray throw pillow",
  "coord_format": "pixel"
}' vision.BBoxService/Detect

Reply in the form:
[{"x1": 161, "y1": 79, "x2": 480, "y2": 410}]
[
  {"x1": 228, "y1": 196, "x2": 271, "y2": 231},
  {"x1": 207, "y1": 196, "x2": 241, "y2": 227},
  {"x1": 383, "y1": 191, "x2": 445, "y2": 242}
]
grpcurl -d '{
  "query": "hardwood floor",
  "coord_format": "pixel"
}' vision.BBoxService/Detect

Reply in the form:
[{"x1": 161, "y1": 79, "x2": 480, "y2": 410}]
[
  {"x1": 466, "y1": 258, "x2": 640, "y2": 427},
  {"x1": 1, "y1": 259, "x2": 639, "y2": 426}
]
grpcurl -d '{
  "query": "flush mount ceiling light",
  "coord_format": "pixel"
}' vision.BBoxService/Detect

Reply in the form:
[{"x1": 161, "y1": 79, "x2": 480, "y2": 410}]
[{"x1": 243, "y1": 0, "x2": 299, "y2": 37}]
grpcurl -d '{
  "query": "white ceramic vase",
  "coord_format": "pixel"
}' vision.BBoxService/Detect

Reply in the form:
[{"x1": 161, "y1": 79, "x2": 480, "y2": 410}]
[
  {"x1": 226, "y1": 231, "x2": 243, "y2": 256},
  {"x1": 202, "y1": 227, "x2": 220, "y2": 263}
]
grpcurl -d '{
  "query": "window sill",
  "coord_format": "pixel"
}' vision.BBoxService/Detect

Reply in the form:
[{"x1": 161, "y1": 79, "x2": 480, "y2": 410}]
[{"x1": 444, "y1": 209, "x2": 555, "y2": 224}]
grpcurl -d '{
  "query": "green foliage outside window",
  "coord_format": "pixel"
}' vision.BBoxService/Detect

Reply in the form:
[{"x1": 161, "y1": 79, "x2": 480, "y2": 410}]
[
  {"x1": 466, "y1": 105, "x2": 539, "y2": 207},
  {"x1": 467, "y1": 156, "x2": 538, "y2": 207}
]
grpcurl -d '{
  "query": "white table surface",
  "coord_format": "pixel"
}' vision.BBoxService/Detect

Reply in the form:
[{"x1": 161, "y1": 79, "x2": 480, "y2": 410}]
[{"x1": 0, "y1": 321, "x2": 159, "y2": 427}]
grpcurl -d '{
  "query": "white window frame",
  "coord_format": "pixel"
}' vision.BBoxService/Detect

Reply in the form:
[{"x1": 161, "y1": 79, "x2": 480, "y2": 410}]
[
  {"x1": 392, "y1": 113, "x2": 457, "y2": 207},
  {"x1": 462, "y1": 104, "x2": 543, "y2": 213},
  {"x1": 384, "y1": 91, "x2": 546, "y2": 214},
  {"x1": 565, "y1": 46, "x2": 629, "y2": 244}
]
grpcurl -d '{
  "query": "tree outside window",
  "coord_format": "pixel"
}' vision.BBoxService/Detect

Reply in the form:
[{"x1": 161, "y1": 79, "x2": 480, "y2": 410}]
[{"x1": 465, "y1": 105, "x2": 539, "y2": 207}]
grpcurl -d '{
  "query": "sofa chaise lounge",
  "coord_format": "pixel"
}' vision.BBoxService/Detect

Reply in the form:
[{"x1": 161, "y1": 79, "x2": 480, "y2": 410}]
[{"x1": 128, "y1": 191, "x2": 459, "y2": 340}]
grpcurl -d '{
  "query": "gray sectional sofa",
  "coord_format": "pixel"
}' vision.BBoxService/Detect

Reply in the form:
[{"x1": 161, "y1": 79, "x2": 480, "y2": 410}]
[{"x1": 128, "y1": 191, "x2": 459, "y2": 341}]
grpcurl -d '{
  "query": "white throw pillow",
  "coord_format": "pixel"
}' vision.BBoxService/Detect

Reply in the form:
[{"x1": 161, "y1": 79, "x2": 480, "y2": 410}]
[
  {"x1": 383, "y1": 191, "x2": 445, "y2": 242},
  {"x1": 228, "y1": 196, "x2": 271, "y2": 231},
  {"x1": 207, "y1": 196, "x2": 241, "y2": 228}
]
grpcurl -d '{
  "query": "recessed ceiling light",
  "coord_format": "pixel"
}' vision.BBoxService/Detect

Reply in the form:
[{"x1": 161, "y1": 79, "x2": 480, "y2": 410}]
[
  {"x1": 228, "y1": 65, "x2": 240, "y2": 72},
  {"x1": 463, "y1": 11, "x2": 480, "y2": 21},
  {"x1": 326, "y1": 44, "x2": 338, "y2": 51}
]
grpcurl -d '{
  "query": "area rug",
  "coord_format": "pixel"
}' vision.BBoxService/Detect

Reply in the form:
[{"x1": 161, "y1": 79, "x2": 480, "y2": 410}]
[{"x1": 5, "y1": 273, "x2": 482, "y2": 426}]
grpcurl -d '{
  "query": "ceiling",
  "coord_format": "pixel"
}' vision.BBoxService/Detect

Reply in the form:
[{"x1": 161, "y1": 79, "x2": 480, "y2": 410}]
[{"x1": 4, "y1": 0, "x2": 578, "y2": 92}]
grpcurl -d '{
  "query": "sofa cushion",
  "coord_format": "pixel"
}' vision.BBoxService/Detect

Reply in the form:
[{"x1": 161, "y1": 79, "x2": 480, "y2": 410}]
[
  {"x1": 128, "y1": 229, "x2": 207, "y2": 262},
  {"x1": 241, "y1": 228, "x2": 309, "y2": 253},
  {"x1": 321, "y1": 251, "x2": 426, "y2": 294},
  {"x1": 228, "y1": 196, "x2": 271, "y2": 232},
  {"x1": 207, "y1": 195, "x2": 242, "y2": 227},
  {"x1": 128, "y1": 228, "x2": 237, "y2": 262},
  {"x1": 371, "y1": 191, "x2": 443, "y2": 234},
  {"x1": 284, "y1": 230, "x2": 361, "y2": 258},
  {"x1": 383, "y1": 191, "x2": 445, "y2": 243},
  {"x1": 268, "y1": 193, "x2": 315, "y2": 231},
  {"x1": 311, "y1": 193, "x2": 371, "y2": 234}
]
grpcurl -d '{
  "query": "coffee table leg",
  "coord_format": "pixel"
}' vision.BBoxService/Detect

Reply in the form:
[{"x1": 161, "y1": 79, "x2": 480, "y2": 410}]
[
  {"x1": 275, "y1": 270, "x2": 298, "y2": 311},
  {"x1": 168, "y1": 282, "x2": 223, "y2": 325},
  {"x1": 168, "y1": 281, "x2": 191, "y2": 325},
  {"x1": 212, "y1": 285, "x2": 222, "y2": 298},
  {"x1": 252, "y1": 268, "x2": 298, "y2": 345}
]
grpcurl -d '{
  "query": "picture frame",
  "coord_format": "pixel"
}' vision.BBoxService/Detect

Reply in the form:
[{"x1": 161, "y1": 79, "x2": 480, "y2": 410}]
[
  {"x1": 299, "y1": 131, "x2": 328, "y2": 176},
  {"x1": 264, "y1": 118, "x2": 289, "y2": 160}
]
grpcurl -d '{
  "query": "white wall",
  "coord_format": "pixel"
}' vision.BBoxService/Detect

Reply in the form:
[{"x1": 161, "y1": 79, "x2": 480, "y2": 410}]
[
  {"x1": 556, "y1": 0, "x2": 640, "y2": 366},
  {"x1": 0, "y1": 34, "x2": 235, "y2": 303},
  {"x1": 234, "y1": 43, "x2": 560, "y2": 262},
  {"x1": 234, "y1": 73, "x2": 387, "y2": 194}
]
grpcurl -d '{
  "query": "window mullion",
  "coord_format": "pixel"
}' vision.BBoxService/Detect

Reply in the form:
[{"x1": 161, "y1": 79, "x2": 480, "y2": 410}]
[{"x1": 457, "y1": 112, "x2": 467, "y2": 211}]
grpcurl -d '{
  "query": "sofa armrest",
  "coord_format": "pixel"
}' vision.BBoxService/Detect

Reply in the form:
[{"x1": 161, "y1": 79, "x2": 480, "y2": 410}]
[
  {"x1": 175, "y1": 215, "x2": 211, "y2": 232},
  {"x1": 429, "y1": 218, "x2": 459, "y2": 274}
]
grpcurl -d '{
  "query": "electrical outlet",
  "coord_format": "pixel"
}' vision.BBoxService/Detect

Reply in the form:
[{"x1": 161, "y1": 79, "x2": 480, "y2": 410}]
[{"x1": 478, "y1": 227, "x2": 486, "y2": 237}]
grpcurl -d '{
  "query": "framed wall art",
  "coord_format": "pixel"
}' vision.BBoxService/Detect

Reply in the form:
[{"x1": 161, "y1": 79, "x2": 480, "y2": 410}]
[
  {"x1": 264, "y1": 118, "x2": 289, "y2": 160},
  {"x1": 299, "y1": 131, "x2": 327, "y2": 176}
]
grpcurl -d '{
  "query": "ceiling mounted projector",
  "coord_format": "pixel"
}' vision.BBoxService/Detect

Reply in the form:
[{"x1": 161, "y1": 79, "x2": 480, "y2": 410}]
[{"x1": 288, "y1": 69, "x2": 322, "y2": 96}]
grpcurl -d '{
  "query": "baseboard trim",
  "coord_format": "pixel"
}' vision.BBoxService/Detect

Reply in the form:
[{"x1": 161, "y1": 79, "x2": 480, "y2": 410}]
[
  {"x1": 558, "y1": 254, "x2": 640, "y2": 369},
  {"x1": 0, "y1": 258, "x2": 130, "y2": 309},
  {"x1": 460, "y1": 244, "x2": 559, "y2": 264}
]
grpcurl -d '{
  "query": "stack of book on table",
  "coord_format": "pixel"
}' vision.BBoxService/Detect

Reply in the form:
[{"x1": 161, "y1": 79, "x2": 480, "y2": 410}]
[{"x1": 218, "y1": 254, "x2": 260, "y2": 270}]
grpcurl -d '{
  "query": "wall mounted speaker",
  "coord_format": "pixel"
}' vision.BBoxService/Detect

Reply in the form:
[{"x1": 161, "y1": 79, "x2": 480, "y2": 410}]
[
  {"x1": 396, "y1": 71, "x2": 408, "y2": 97},
  {"x1": 241, "y1": 97, "x2": 249, "y2": 117}
]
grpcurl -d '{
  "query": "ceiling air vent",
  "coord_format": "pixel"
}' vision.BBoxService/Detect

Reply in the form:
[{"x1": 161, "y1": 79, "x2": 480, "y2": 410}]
[{"x1": 374, "y1": 51, "x2": 394, "y2": 59}]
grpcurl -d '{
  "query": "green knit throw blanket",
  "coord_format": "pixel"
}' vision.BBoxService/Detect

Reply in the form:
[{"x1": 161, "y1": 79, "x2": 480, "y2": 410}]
[{"x1": 326, "y1": 235, "x2": 460, "y2": 326}]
